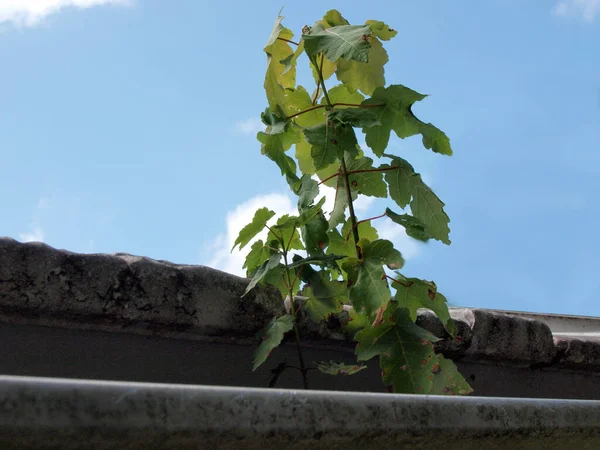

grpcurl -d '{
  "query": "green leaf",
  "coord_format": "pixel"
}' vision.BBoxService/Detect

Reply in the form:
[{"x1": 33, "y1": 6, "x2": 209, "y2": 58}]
[
  {"x1": 336, "y1": 37, "x2": 387, "y2": 96},
  {"x1": 304, "y1": 212, "x2": 329, "y2": 256},
  {"x1": 243, "y1": 239, "x2": 273, "y2": 275},
  {"x1": 315, "y1": 361, "x2": 367, "y2": 376},
  {"x1": 263, "y1": 263, "x2": 300, "y2": 297},
  {"x1": 304, "y1": 25, "x2": 372, "y2": 63},
  {"x1": 244, "y1": 253, "x2": 281, "y2": 296},
  {"x1": 328, "y1": 108, "x2": 380, "y2": 128},
  {"x1": 264, "y1": 16, "x2": 295, "y2": 113},
  {"x1": 346, "y1": 156, "x2": 387, "y2": 198},
  {"x1": 232, "y1": 207, "x2": 275, "y2": 251},
  {"x1": 329, "y1": 176, "x2": 357, "y2": 229},
  {"x1": 288, "y1": 254, "x2": 345, "y2": 270},
  {"x1": 323, "y1": 9, "x2": 349, "y2": 27},
  {"x1": 355, "y1": 306, "x2": 441, "y2": 393},
  {"x1": 284, "y1": 85, "x2": 325, "y2": 127},
  {"x1": 296, "y1": 196, "x2": 326, "y2": 228},
  {"x1": 327, "y1": 84, "x2": 364, "y2": 105},
  {"x1": 430, "y1": 355, "x2": 473, "y2": 395},
  {"x1": 301, "y1": 270, "x2": 347, "y2": 322},
  {"x1": 253, "y1": 314, "x2": 294, "y2": 370},
  {"x1": 327, "y1": 219, "x2": 378, "y2": 260},
  {"x1": 267, "y1": 215, "x2": 304, "y2": 251},
  {"x1": 295, "y1": 138, "x2": 316, "y2": 175},
  {"x1": 365, "y1": 20, "x2": 398, "y2": 41},
  {"x1": 281, "y1": 39, "x2": 304, "y2": 77},
  {"x1": 385, "y1": 208, "x2": 431, "y2": 242},
  {"x1": 261, "y1": 108, "x2": 286, "y2": 134},
  {"x1": 257, "y1": 127, "x2": 300, "y2": 182},
  {"x1": 297, "y1": 175, "x2": 319, "y2": 210},
  {"x1": 383, "y1": 156, "x2": 451, "y2": 244},
  {"x1": 344, "y1": 239, "x2": 404, "y2": 316},
  {"x1": 391, "y1": 276, "x2": 456, "y2": 335},
  {"x1": 316, "y1": 161, "x2": 340, "y2": 188},
  {"x1": 362, "y1": 85, "x2": 452, "y2": 156},
  {"x1": 304, "y1": 122, "x2": 359, "y2": 170}
]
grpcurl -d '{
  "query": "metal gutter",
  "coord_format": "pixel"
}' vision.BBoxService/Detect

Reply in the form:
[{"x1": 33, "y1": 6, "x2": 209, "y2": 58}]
[{"x1": 0, "y1": 375, "x2": 599, "y2": 449}]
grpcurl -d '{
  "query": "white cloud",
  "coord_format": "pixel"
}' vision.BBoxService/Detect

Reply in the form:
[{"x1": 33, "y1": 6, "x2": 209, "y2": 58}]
[
  {"x1": 234, "y1": 117, "x2": 264, "y2": 136},
  {"x1": 207, "y1": 193, "x2": 297, "y2": 277},
  {"x1": 0, "y1": 0, "x2": 132, "y2": 27},
  {"x1": 19, "y1": 225, "x2": 45, "y2": 243},
  {"x1": 553, "y1": 0, "x2": 600, "y2": 22}
]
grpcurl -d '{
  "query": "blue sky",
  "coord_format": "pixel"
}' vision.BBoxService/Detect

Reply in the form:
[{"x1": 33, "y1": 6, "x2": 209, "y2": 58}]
[{"x1": 1, "y1": 0, "x2": 599, "y2": 315}]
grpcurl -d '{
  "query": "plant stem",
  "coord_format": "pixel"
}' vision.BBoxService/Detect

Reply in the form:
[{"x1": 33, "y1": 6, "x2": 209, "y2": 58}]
[
  {"x1": 340, "y1": 158, "x2": 362, "y2": 258},
  {"x1": 317, "y1": 168, "x2": 341, "y2": 185},
  {"x1": 347, "y1": 165, "x2": 401, "y2": 175},
  {"x1": 310, "y1": 55, "x2": 332, "y2": 106},
  {"x1": 346, "y1": 212, "x2": 387, "y2": 240},
  {"x1": 276, "y1": 37, "x2": 300, "y2": 46},
  {"x1": 283, "y1": 251, "x2": 309, "y2": 389}
]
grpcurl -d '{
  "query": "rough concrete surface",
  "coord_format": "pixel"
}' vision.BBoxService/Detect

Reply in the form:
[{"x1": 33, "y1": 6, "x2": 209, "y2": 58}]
[
  {"x1": 0, "y1": 237, "x2": 283, "y2": 339},
  {"x1": 1, "y1": 376, "x2": 600, "y2": 450}
]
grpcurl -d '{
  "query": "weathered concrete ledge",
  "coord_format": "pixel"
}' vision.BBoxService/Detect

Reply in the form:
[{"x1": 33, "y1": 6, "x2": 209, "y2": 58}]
[
  {"x1": 2, "y1": 237, "x2": 600, "y2": 398},
  {"x1": 1, "y1": 375, "x2": 600, "y2": 450}
]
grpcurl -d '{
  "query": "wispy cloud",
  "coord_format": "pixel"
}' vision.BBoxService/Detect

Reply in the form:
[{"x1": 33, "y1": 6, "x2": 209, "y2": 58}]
[
  {"x1": 18, "y1": 196, "x2": 51, "y2": 243},
  {"x1": 552, "y1": 0, "x2": 600, "y2": 22},
  {"x1": 0, "y1": 0, "x2": 132, "y2": 27},
  {"x1": 234, "y1": 117, "x2": 264, "y2": 136},
  {"x1": 205, "y1": 184, "x2": 412, "y2": 278}
]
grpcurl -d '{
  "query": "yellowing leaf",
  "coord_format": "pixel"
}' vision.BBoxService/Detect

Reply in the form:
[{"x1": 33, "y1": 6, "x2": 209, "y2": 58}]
[{"x1": 336, "y1": 37, "x2": 388, "y2": 95}]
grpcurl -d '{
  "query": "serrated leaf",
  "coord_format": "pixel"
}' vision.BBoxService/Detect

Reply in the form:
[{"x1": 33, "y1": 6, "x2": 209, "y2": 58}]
[
  {"x1": 233, "y1": 208, "x2": 275, "y2": 251},
  {"x1": 355, "y1": 306, "x2": 441, "y2": 393},
  {"x1": 391, "y1": 276, "x2": 455, "y2": 335},
  {"x1": 362, "y1": 85, "x2": 452, "y2": 156},
  {"x1": 304, "y1": 25, "x2": 372, "y2": 63},
  {"x1": 264, "y1": 16, "x2": 295, "y2": 112},
  {"x1": 385, "y1": 208, "x2": 431, "y2": 242},
  {"x1": 323, "y1": 9, "x2": 349, "y2": 27},
  {"x1": 327, "y1": 84, "x2": 365, "y2": 106},
  {"x1": 316, "y1": 361, "x2": 367, "y2": 376},
  {"x1": 297, "y1": 175, "x2": 319, "y2": 210},
  {"x1": 257, "y1": 127, "x2": 300, "y2": 182},
  {"x1": 304, "y1": 121, "x2": 359, "y2": 170},
  {"x1": 244, "y1": 253, "x2": 281, "y2": 296},
  {"x1": 253, "y1": 314, "x2": 294, "y2": 370},
  {"x1": 329, "y1": 176, "x2": 357, "y2": 229},
  {"x1": 243, "y1": 239, "x2": 273, "y2": 275},
  {"x1": 316, "y1": 161, "x2": 340, "y2": 188},
  {"x1": 365, "y1": 20, "x2": 398, "y2": 41},
  {"x1": 296, "y1": 197, "x2": 326, "y2": 228},
  {"x1": 281, "y1": 39, "x2": 304, "y2": 77},
  {"x1": 328, "y1": 108, "x2": 380, "y2": 128},
  {"x1": 301, "y1": 270, "x2": 347, "y2": 322},
  {"x1": 383, "y1": 156, "x2": 451, "y2": 244},
  {"x1": 327, "y1": 219, "x2": 378, "y2": 259},
  {"x1": 295, "y1": 138, "x2": 316, "y2": 175},
  {"x1": 303, "y1": 211, "x2": 328, "y2": 256},
  {"x1": 284, "y1": 85, "x2": 325, "y2": 127},
  {"x1": 346, "y1": 156, "x2": 387, "y2": 198},
  {"x1": 288, "y1": 254, "x2": 345, "y2": 270},
  {"x1": 336, "y1": 37, "x2": 387, "y2": 96},
  {"x1": 344, "y1": 239, "x2": 404, "y2": 316},
  {"x1": 430, "y1": 354, "x2": 473, "y2": 395},
  {"x1": 267, "y1": 215, "x2": 304, "y2": 251},
  {"x1": 263, "y1": 263, "x2": 300, "y2": 297},
  {"x1": 260, "y1": 108, "x2": 286, "y2": 134}
]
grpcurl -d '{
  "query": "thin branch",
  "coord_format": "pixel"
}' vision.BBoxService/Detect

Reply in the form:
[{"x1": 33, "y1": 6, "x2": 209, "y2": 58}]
[
  {"x1": 317, "y1": 169, "x2": 341, "y2": 186},
  {"x1": 330, "y1": 102, "x2": 384, "y2": 108},
  {"x1": 386, "y1": 274, "x2": 413, "y2": 288},
  {"x1": 277, "y1": 37, "x2": 300, "y2": 46},
  {"x1": 345, "y1": 212, "x2": 387, "y2": 241},
  {"x1": 346, "y1": 165, "x2": 401, "y2": 176},
  {"x1": 285, "y1": 104, "x2": 326, "y2": 120},
  {"x1": 311, "y1": 54, "x2": 324, "y2": 105}
]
